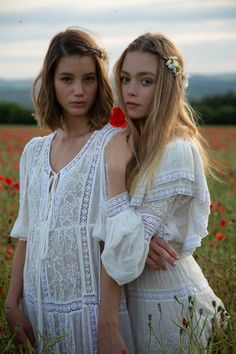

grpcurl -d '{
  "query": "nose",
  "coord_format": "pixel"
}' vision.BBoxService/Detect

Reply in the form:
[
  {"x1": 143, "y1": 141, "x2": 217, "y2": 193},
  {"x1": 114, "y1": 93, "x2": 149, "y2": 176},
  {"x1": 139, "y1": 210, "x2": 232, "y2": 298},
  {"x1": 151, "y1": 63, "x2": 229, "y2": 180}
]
[
  {"x1": 126, "y1": 80, "x2": 138, "y2": 96},
  {"x1": 73, "y1": 81, "x2": 84, "y2": 96}
]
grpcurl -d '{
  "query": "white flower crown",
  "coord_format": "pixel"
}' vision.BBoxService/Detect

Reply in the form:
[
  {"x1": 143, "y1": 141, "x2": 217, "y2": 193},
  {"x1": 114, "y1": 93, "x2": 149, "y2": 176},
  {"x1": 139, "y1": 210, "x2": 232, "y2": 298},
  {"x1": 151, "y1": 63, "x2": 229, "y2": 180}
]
[{"x1": 166, "y1": 56, "x2": 189, "y2": 89}]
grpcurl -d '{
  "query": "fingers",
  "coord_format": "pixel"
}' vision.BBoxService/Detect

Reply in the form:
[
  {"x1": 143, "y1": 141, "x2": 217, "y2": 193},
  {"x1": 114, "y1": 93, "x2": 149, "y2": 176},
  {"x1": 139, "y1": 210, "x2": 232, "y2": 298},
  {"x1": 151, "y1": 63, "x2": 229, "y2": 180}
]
[
  {"x1": 146, "y1": 256, "x2": 164, "y2": 270},
  {"x1": 151, "y1": 246, "x2": 177, "y2": 267},
  {"x1": 25, "y1": 322, "x2": 36, "y2": 347},
  {"x1": 152, "y1": 237, "x2": 179, "y2": 260},
  {"x1": 13, "y1": 326, "x2": 28, "y2": 347},
  {"x1": 150, "y1": 238, "x2": 179, "y2": 266},
  {"x1": 6, "y1": 308, "x2": 36, "y2": 348},
  {"x1": 148, "y1": 237, "x2": 180, "y2": 269}
]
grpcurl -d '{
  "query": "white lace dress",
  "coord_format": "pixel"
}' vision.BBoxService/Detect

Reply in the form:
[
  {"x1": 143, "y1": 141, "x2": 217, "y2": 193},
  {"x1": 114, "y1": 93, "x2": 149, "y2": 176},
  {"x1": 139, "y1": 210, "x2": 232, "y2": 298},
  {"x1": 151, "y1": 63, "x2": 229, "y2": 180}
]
[
  {"x1": 10, "y1": 124, "x2": 135, "y2": 354},
  {"x1": 95, "y1": 138, "x2": 226, "y2": 354}
]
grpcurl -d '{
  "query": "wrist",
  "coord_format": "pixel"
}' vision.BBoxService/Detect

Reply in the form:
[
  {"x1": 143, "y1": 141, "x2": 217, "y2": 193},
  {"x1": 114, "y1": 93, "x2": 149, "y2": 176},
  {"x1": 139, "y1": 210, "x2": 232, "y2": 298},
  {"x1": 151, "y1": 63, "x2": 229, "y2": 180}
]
[
  {"x1": 98, "y1": 315, "x2": 120, "y2": 328},
  {"x1": 4, "y1": 297, "x2": 21, "y2": 310}
]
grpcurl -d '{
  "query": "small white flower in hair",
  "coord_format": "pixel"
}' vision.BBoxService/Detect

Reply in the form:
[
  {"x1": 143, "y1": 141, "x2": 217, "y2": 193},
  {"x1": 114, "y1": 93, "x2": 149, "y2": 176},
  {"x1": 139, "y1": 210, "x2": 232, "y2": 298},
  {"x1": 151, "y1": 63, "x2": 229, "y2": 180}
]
[
  {"x1": 183, "y1": 73, "x2": 190, "y2": 89},
  {"x1": 166, "y1": 56, "x2": 189, "y2": 88}
]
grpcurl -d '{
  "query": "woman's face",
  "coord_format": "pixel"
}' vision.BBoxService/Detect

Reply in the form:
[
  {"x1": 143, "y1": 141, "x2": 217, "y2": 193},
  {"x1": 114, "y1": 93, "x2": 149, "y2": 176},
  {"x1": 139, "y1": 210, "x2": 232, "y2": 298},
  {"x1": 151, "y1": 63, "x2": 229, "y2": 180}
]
[
  {"x1": 120, "y1": 51, "x2": 158, "y2": 121},
  {"x1": 54, "y1": 54, "x2": 98, "y2": 122}
]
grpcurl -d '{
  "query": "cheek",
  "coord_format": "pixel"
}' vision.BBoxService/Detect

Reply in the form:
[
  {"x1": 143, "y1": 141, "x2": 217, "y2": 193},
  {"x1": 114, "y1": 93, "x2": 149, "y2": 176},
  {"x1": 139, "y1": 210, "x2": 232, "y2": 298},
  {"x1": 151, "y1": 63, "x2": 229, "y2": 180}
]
[{"x1": 54, "y1": 83, "x2": 65, "y2": 100}]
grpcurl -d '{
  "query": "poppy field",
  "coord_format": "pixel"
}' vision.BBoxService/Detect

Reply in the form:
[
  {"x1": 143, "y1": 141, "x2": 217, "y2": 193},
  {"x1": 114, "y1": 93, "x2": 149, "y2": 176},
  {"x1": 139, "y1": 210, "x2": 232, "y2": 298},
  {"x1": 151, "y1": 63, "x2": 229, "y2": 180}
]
[{"x1": 0, "y1": 124, "x2": 236, "y2": 353}]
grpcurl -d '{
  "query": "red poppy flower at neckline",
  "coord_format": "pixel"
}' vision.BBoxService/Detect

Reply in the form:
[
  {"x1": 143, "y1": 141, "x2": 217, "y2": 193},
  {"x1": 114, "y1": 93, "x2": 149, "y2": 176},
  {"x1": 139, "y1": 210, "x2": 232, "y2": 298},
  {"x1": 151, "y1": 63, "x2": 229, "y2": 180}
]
[{"x1": 109, "y1": 107, "x2": 127, "y2": 128}]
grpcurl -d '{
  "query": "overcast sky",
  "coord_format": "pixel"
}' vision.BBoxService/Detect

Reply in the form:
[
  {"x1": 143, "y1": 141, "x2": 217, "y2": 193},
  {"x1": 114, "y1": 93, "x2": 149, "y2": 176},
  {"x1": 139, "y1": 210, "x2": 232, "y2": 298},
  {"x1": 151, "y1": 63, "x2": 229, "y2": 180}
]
[{"x1": 0, "y1": 0, "x2": 236, "y2": 79}]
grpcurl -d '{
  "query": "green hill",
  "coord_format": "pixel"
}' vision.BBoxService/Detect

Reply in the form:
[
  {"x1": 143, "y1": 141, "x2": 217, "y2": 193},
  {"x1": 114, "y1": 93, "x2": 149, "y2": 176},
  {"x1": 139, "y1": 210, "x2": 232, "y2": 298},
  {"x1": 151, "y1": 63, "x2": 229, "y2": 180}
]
[{"x1": 0, "y1": 74, "x2": 236, "y2": 109}]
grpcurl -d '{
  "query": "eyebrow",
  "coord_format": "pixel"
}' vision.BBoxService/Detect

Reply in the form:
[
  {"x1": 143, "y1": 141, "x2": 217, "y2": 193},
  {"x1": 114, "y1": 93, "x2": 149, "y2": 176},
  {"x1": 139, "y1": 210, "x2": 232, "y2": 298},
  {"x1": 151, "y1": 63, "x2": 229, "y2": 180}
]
[
  {"x1": 121, "y1": 70, "x2": 156, "y2": 77},
  {"x1": 58, "y1": 71, "x2": 96, "y2": 76}
]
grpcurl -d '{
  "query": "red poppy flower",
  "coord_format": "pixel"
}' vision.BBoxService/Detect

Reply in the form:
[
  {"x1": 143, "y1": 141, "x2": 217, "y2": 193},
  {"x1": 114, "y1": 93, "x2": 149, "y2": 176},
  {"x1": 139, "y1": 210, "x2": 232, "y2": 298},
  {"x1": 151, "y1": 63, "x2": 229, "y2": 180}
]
[
  {"x1": 220, "y1": 219, "x2": 228, "y2": 228},
  {"x1": 6, "y1": 245, "x2": 14, "y2": 257},
  {"x1": 5, "y1": 176, "x2": 13, "y2": 185},
  {"x1": 109, "y1": 107, "x2": 126, "y2": 128},
  {"x1": 215, "y1": 232, "x2": 224, "y2": 240},
  {"x1": 13, "y1": 182, "x2": 20, "y2": 190},
  {"x1": 0, "y1": 175, "x2": 4, "y2": 180}
]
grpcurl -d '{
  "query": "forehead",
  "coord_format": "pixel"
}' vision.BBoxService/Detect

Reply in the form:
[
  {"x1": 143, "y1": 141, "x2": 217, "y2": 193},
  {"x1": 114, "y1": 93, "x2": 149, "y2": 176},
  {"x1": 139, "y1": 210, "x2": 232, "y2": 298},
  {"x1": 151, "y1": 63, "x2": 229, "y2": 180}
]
[
  {"x1": 121, "y1": 51, "x2": 158, "y2": 75},
  {"x1": 55, "y1": 54, "x2": 96, "y2": 73}
]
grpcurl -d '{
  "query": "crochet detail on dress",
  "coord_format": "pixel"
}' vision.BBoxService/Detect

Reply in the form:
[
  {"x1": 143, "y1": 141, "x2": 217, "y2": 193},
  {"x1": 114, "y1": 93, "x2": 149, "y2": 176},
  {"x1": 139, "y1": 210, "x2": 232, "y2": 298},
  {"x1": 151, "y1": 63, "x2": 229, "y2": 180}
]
[
  {"x1": 128, "y1": 283, "x2": 209, "y2": 301},
  {"x1": 106, "y1": 192, "x2": 130, "y2": 217},
  {"x1": 141, "y1": 213, "x2": 163, "y2": 241},
  {"x1": 154, "y1": 169, "x2": 195, "y2": 185},
  {"x1": 23, "y1": 292, "x2": 128, "y2": 313}
]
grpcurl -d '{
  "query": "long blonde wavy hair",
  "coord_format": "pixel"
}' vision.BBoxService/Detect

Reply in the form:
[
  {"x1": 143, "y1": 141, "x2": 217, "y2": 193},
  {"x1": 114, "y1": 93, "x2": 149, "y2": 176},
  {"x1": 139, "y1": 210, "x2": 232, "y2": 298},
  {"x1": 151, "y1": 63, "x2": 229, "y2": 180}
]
[{"x1": 114, "y1": 33, "x2": 210, "y2": 195}]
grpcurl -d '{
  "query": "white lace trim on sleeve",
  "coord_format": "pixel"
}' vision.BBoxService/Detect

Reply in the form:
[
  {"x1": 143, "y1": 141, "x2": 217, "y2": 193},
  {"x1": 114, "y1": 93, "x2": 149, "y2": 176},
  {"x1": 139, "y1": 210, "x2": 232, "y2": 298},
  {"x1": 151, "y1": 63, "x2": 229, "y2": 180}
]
[
  {"x1": 105, "y1": 192, "x2": 130, "y2": 217},
  {"x1": 141, "y1": 213, "x2": 167, "y2": 241}
]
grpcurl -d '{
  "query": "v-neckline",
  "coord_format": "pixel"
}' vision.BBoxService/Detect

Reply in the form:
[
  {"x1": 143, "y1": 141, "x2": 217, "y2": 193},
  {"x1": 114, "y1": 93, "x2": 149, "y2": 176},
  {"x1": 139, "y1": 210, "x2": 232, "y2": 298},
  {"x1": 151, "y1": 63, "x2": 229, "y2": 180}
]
[{"x1": 44, "y1": 130, "x2": 98, "y2": 176}]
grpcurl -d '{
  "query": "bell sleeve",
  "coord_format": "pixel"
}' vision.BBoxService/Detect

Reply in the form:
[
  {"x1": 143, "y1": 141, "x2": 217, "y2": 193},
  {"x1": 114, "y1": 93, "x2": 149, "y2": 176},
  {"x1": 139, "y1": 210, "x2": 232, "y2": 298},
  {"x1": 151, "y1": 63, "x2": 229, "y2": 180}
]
[
  {"x1": 96, "y1": 138, "x2": 211, "y2": 285},
  {"x1": 10, "y1": 139, "x2": 35, "y2": 240}
]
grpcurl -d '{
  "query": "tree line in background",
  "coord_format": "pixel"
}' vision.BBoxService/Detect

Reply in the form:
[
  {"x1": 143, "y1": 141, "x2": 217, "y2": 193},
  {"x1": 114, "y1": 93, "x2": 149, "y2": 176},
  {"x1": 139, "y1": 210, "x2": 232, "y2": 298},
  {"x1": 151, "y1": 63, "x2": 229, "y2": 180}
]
[{"x1": 0, "y1": 91, "x2": 235, "y2": 125}]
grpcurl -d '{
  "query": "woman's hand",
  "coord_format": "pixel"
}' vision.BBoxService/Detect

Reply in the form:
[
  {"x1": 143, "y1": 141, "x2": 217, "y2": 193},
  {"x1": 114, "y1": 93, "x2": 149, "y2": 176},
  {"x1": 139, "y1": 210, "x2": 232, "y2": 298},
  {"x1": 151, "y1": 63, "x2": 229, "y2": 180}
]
[
  {"x1": 147, "y1": 236, "x2": 179, "y2": 271},
  {"x1": 98, "y1": 322, "x2": 129, "y2": 354},
  {"x1": 5, "y1": 305, "x2": 35, "y2": 348},
  {"x1": 105, "y1": 131, "x2": 133, "y2": 174}
]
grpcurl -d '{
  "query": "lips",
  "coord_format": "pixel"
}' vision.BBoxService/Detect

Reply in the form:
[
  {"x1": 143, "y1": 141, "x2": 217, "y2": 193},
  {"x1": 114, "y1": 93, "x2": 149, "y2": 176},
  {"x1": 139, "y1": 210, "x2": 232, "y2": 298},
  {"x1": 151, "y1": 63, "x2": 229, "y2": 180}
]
[
  {"x1": 70, "y1": 101, "x2": 87, "y2": 107},
  {"x1": 126, "y1": 101, "x2": 140, "y2": 108}
]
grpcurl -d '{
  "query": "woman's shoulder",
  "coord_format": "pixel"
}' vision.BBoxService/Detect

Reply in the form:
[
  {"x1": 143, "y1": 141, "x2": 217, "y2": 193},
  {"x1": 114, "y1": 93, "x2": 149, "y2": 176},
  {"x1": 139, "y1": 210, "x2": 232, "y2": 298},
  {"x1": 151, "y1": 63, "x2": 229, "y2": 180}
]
[
  {"x1": 22, "y1": 133, "x2": 52, "y2": 161},
  {"x1": 102, "y1": 123, "x2": 123, "y2": 135},
  {"x1": 160, "y1": 137, "x2": 201, "y2": 168},
  {"x1": 98, "y1": 124, "x2": 123, "y2": 147},
  {"x1": 165, "y1": 137, "x2": 198, "y2": 154},
  {"x1": 151, "y1": 137, "x2": 205, "y2": 186}
]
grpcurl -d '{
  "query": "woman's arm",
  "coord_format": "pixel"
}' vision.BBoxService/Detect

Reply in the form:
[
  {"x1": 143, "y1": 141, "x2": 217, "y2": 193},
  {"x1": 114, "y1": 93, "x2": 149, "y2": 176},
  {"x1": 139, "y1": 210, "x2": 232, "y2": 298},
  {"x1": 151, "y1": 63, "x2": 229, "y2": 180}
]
[
  {"x1": 105, "y1": 131, "x2": 179, "y2": 269},
  {"x1": 98, "y1": 264, "x2": 129, "y2": 354},
  {"x1": 5, "y1": 240, "x2": 35, "y2": 347}
]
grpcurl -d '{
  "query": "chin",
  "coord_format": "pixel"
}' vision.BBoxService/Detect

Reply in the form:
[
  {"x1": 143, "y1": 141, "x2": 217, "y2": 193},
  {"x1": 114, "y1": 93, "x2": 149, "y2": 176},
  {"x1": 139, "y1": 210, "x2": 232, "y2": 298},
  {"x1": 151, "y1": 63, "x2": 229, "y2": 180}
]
[{"x1": 129, "y1": 115, "x2": 144, "y2": 121}]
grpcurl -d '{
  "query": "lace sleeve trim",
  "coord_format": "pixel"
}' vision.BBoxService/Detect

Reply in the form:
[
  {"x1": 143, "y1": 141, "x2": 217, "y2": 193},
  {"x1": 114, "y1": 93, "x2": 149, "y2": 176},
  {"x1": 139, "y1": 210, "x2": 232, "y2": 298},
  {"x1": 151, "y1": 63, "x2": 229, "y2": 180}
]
[
  {"x1": 106, "y1": 192, "x2": 130, "y2": 217},
  {"x1": 140, "y1": 213, "x2": 166, "y2": 241},
  {"x1": 154, "y1": 169, "x2": 195, "y2": 185},
  {"x1": 131, "y1": 175, "x2": 210, "y2": 206}
]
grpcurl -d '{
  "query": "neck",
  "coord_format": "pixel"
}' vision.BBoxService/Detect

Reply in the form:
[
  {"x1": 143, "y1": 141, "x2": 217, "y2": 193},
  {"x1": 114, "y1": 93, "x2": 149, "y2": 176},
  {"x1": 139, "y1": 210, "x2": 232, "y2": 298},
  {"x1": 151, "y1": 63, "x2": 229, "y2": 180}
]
[{"x1": 61, "y1": 115, "x2": 91, "y2": 138}]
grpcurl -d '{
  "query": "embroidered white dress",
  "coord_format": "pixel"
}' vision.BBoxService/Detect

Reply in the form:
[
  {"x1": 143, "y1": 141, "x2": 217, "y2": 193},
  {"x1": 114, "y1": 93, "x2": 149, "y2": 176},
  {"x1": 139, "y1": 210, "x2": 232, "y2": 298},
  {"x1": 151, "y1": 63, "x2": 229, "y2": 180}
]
[
  {"x1": 10, "y1": 124, "x2": 135, "y2": 354},
  {"x1": 96, "y1": 138, "x2": 226, "y2": 354}
]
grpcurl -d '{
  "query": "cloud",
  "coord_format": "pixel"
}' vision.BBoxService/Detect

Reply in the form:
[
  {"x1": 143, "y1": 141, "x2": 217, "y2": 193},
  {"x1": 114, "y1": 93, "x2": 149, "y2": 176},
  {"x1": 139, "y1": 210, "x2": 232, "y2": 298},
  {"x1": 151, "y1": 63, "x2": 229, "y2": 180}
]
[
  {"x1": 0, "y1": 0, "x2": 235, "y2": 78},
  {"x1": 0, "y1": 0, "x2": 235, "y2": 27}
]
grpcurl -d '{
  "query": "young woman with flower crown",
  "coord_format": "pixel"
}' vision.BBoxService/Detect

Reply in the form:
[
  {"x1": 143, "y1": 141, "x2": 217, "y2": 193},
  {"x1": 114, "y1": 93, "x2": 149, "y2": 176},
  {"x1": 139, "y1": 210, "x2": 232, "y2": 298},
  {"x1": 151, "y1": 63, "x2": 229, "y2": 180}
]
[
  {"x1": 96, "y1": 33, "x2": 228, "y2": 353},
  {"x1": 4, "y1": 27, "x2": 178, "y2": 354}
]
